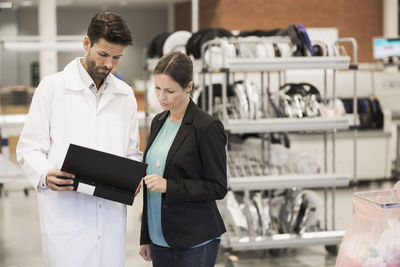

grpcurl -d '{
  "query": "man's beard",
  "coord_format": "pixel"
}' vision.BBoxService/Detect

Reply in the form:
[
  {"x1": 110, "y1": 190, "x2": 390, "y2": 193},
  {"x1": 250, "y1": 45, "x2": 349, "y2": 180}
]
[{"x1": 85, "y1": 56, "x2": 111, "y2": 80}]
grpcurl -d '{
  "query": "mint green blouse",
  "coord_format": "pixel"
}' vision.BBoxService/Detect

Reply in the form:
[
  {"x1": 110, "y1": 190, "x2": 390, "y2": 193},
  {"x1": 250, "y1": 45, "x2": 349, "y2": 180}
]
[{"x1": 145, "y1": 118, "x2": 181, "y2": 247}]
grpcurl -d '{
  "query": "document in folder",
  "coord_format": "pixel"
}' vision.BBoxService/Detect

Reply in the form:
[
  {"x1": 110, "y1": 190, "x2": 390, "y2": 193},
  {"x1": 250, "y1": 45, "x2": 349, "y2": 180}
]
[{"x1": 60, "y1": 144, "x2": 147, "y2": 205}]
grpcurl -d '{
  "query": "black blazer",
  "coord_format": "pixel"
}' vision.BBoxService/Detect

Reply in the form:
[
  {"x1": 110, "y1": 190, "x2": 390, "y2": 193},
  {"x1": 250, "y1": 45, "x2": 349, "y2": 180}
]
[{"x1": 140, "y1": 99, "x2": 227, "y2": 249}]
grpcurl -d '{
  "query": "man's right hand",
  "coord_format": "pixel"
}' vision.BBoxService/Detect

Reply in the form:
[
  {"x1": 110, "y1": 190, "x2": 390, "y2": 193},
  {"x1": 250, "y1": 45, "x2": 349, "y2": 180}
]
[{"x1": 46, "y1": 169, "x2": 75, "y2": 191}]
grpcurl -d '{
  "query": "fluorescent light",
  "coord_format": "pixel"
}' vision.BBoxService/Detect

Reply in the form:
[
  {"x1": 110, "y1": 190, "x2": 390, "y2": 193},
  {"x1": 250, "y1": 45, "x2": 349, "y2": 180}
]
[
  {"x1": 3, "y1": 41, "x2": 83, "y2": 52},
  {"x1": 0, "y1": 2, "x2": 12, "y2": 8},
  {"x1": 20, "y1": 0, "x2": 33, "y2": 7}
]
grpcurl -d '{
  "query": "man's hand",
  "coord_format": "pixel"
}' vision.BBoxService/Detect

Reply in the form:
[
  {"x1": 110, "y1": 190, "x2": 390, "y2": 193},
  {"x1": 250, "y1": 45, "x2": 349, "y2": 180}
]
[
  {"x1": 139, "y1": 244, "x2": 152, "y2": 262},
  {"x1": 46, "y1": 169, "x2": 75, "y2": 191},
  {"x1": 143, "y1": 174, "x2": 166, "y2": 193}
]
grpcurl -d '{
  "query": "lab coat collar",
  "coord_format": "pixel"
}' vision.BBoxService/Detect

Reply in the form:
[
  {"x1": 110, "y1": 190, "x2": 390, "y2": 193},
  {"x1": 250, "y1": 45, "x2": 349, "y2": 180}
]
[{"x1": 63, "y1": 58, "x2": 128, "y2": 95}]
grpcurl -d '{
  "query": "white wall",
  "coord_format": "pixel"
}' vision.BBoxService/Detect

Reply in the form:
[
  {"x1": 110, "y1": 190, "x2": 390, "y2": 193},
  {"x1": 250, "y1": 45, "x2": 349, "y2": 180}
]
[
  {"x1": 0, "y1": 10, "x2": 19, "y2": 87},
  {"x1": 0, "y1": 5, "x2": 169, "y2": 87}
]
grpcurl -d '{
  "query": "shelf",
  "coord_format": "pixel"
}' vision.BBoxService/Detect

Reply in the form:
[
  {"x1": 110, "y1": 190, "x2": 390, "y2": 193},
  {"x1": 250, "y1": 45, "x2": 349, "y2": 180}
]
[
  {"x1": 0, "y1": 114, "x2": 27, "y2": 137},
  {"x1": 200, "y1": 40, "x2": 356, "y2": 256},
  {"x1": 0, "y1": 155, "x2": 26, "y2": 183},
  {"x1": 205, "y1": 56, "x2": 351, "y2": 72},
  {"x1": 151, "y1": 56, "x2": 350, "y2": 73},
  {"x1": 224, "y1": 117, "x2": 350, "y2": 134},
  {"x1": 0, "y1": 112, "x2": 156, "y2": 137},
  {"x1": 228, "y1": 173, "x2": 349, "y2": 191},
  {"x1": 146, "y1": 58, "x2": 203, "y2": 73},
  {"x1": 224, "y1": 230, "x2": 345, "y2": 251}
]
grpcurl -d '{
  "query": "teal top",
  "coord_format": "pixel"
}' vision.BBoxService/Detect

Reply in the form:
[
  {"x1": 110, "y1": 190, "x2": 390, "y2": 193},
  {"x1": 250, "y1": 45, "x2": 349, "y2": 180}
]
[
  {"x1": 145, "y1": 117, "x2": 219, "y2": 248},
  {"x1": 145, "y1": 117, "x2": 181, "y2": 247}
]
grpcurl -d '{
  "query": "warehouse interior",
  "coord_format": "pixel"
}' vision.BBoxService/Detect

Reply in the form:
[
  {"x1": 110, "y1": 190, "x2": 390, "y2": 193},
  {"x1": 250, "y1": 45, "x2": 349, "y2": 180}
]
[{"x1": 0, "y1": 0, "x2": 400, "y2": 266}]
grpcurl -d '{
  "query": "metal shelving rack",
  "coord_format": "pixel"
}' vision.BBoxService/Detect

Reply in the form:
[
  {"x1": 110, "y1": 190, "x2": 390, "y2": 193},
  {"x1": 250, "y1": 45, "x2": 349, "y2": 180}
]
[
  {"x1": 229, "y1": 173, "x2": 350, "y2": 191},
  {"x1": 199, "y1": 37, "x2": 358, "y2": 261},
  {"x1": 224, "y1": 117, "x2": 351, "y2": 134}
]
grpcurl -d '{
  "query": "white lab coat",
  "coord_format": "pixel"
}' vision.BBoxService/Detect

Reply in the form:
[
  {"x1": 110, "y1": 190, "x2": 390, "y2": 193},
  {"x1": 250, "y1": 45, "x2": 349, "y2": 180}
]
[{"x1": 16, "y1": 58, "x2": 143, "y2": 267}]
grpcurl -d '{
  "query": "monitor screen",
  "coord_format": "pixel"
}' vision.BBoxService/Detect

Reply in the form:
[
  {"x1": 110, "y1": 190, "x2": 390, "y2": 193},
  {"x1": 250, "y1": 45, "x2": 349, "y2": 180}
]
[{"x1": 373, "y1": 37, "x2": 400, "y2": 59}]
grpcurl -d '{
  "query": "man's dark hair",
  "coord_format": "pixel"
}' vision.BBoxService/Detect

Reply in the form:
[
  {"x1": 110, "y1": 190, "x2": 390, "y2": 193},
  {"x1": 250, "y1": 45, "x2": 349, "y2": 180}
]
[{"x1": 87, "y1": 12, "x2": 133, "y2": 47}]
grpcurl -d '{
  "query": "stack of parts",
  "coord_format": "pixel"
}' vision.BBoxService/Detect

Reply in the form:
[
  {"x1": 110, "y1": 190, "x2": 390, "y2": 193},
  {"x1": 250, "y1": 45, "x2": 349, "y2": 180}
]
[
  {"x1": 208, "y1": 81, "x2": 346, "y2": 121},
  {"x1": 228, "y1": 138, "x2": 321, "y2": 176},
  {"x1": 147, "y1": 24, "x2": 340, "y2": 61},
  {"x1": 217, "y1": 189, "x2": 323, "y2": 242}
]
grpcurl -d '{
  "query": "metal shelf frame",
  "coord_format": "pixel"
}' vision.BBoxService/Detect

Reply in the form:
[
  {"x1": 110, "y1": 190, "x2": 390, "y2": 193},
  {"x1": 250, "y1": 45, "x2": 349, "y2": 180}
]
[
  {"x1": 229, "y1": 173, "x2": 350, "y2": 191},
  {"x1": 224, "y1": 230, "x2": 346, "y2": 251},
  {"x1": 0, "y1": 112, "x2": 155, "y2": 138},
  {"x1": 207, "y1": 56, "x2": 351, "y2": 72},
  {"x1": 199, "y1": 37, "x2": 358, "y2": 259},
  {"x1": 224, "y1": 117, "x2": 350, "y2": 134}
]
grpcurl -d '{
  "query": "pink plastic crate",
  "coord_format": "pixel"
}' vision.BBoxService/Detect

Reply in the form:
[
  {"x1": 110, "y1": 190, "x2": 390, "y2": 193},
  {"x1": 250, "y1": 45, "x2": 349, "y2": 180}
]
[{"x1": 336, "y1": 189, "x2": 400, "y2": 267}]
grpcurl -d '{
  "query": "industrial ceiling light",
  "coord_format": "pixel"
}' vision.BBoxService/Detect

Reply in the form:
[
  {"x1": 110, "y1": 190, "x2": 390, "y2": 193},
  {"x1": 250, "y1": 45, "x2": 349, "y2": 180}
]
[
  {"x1": 0, "y1": 2, "x2": 12, "y2": 9},
  {"x1": 20, "y1": 0, "x2": 34, "y2": 7}
]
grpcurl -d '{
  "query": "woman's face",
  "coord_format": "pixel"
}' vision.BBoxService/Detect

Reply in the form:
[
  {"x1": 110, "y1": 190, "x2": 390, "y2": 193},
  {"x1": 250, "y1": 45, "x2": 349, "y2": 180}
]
[{"x1": 154, "y1": 74, "x2": 191, "y2": 111}]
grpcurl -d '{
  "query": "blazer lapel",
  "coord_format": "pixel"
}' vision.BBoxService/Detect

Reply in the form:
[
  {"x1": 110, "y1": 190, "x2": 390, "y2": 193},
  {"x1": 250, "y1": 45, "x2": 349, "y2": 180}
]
[{"x1": 164, "y1": 99, "x2": 196, "y2": 175}]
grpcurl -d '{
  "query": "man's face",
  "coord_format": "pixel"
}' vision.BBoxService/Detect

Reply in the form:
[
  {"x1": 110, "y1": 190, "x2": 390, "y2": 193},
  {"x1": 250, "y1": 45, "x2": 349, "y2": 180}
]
[{"x1": 83, "y1": 37, "x2": 126, "y2": 81}]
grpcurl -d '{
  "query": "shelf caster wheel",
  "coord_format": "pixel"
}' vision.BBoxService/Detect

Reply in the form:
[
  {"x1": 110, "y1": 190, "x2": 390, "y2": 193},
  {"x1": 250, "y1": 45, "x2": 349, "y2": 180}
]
[
  {"x1": 268, "y1": 248, "x2": 282, "y2": 257},
  {"x1": 325, "y1": 245, "x2": 338, "y2": 256},
  {"x1": 261, "y1": 249, "x2": 268, "y2": 259},
  {"x1": 224, "y1": 252, "x2": 238, "y2": 267},
  {"x1": 24, "y1": 188, "x2": 29, "y2": 196}
]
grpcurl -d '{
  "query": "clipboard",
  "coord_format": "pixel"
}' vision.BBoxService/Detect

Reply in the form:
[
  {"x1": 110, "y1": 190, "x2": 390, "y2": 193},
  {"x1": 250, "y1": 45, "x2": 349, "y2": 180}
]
[{"x1": 60, "y1": 143, "x2": 147, "y2": 205}]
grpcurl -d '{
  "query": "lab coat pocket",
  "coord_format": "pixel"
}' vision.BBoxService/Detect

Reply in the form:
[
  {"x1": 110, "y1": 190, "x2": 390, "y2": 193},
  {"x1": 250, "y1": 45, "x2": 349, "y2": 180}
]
[{"x1": 44, "y1": 191, "x2": 84, "y2": 234}]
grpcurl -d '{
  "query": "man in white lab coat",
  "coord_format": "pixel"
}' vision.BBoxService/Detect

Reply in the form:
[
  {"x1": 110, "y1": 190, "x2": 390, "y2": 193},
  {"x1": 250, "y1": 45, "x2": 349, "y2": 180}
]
[{"x1": 16, "y1": 12, "x2": 142, "y2": 267}]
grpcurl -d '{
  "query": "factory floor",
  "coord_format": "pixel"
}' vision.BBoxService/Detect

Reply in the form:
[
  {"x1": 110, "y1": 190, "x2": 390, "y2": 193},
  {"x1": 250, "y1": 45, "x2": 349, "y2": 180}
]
[{"x1": 0, "y1": 180, "x2": 396, "y2": 267}]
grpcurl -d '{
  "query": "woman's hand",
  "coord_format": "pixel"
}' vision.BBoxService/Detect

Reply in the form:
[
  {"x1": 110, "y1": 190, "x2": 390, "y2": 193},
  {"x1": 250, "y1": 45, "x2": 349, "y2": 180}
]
[
  {"x1": 135, "y1": 183, "x2": 142, "y2": 196},
  {"x1": 143, "y1": 174, "x2": 167, "y2": 193},
  {"x1": 139, "y1": 244, "x2": 152, "y2": 261}
]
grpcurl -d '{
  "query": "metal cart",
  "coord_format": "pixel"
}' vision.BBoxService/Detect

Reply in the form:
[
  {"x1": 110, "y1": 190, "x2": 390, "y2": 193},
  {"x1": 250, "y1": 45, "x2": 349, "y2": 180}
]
[{"x1": 198, "y1": 36, "x2": 359, "y2": 265}]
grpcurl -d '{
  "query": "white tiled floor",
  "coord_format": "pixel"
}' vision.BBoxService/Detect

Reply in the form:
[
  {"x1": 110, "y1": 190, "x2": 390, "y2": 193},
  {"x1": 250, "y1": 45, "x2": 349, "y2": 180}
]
[{"x1": 0, "y1": 180, "x2": 396, "y2": 267}]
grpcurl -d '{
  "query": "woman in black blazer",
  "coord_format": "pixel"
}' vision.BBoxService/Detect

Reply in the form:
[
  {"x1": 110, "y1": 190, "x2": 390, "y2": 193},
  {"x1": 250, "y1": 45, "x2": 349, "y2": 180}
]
[{"x1": 139, "y1": 52, "x2": 227, "y2": 267}]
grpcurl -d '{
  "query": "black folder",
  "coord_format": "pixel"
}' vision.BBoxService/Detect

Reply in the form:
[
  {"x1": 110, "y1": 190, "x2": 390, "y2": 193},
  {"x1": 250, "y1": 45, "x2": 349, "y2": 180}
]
[{"x1": 60, "y1": 144, "x2": 147, "y2": 205}]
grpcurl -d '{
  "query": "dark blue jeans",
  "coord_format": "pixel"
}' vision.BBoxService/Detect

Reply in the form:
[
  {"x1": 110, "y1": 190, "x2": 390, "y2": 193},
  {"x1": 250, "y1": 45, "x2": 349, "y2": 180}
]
[{"x1": 150, "y1": 239, "x2": 220, "y2": 267}]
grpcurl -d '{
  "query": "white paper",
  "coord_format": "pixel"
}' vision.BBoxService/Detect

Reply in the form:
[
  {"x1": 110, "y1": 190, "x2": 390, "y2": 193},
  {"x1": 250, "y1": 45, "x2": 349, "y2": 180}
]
[{"x1": 77, "y1": 182, "x2": 95, "y2": 195}]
